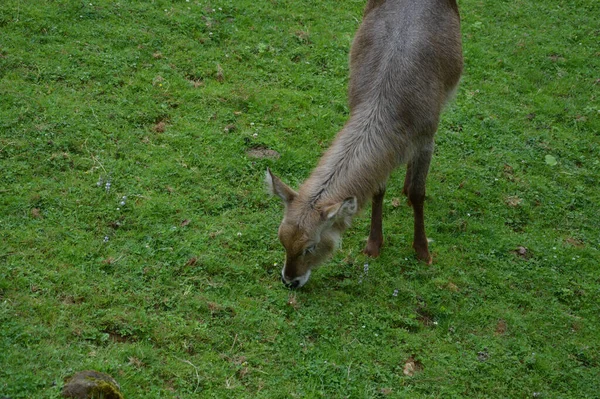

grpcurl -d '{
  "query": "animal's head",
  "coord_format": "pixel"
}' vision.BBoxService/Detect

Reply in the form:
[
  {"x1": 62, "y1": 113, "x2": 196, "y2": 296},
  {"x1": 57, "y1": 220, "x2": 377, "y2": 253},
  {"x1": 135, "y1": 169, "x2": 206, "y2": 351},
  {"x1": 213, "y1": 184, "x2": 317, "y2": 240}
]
[{"x1": 266, "y1": 168, "x2": 357, "y2": 288}]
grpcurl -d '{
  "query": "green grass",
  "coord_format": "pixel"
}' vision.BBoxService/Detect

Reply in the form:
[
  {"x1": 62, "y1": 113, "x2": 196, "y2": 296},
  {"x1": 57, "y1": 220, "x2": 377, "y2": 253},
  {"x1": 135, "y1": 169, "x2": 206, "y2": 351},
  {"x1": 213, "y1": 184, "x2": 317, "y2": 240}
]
[{"x1": 1, "y1": 0, "x2": 599, "y2": 397}]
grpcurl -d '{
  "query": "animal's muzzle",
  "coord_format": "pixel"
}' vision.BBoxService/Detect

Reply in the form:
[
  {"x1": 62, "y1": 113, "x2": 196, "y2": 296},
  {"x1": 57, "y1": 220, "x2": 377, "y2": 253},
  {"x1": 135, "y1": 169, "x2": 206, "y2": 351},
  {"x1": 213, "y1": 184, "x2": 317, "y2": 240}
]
[{"x1": 281, "y1": 275, "x2": 300, "y2": 289}]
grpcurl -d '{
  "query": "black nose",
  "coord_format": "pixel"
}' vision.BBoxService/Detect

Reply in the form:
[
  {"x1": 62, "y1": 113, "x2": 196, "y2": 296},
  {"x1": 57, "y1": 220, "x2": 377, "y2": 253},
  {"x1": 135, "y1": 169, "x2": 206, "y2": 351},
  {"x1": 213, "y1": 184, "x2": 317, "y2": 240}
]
[{"x1": 281, "y1": 276, "x2": 300, "y2": 289}]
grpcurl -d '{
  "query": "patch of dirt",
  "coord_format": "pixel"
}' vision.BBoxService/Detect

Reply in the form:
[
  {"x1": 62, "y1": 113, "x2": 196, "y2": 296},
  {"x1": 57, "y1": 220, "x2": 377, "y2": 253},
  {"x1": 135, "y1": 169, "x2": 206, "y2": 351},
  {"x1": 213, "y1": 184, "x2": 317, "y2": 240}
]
[
  {"x1": 153, "y1": 121, "x2": 166, "y2": 133},
  {"x1": 246, "y1": 147, "x2": 280, "y2": 159},
  {"x1": 495, "y1": 319, "x2": 508, "y2": 335},
  {"x1": 505, "y1": 195, "x2": 523, "y2": 207},
  {"x1": 565, "y1": 237, "x2": 584, "y2": 248},
  {"x1": 186, "y1": 257, "x2": 197, "y2": 266}
]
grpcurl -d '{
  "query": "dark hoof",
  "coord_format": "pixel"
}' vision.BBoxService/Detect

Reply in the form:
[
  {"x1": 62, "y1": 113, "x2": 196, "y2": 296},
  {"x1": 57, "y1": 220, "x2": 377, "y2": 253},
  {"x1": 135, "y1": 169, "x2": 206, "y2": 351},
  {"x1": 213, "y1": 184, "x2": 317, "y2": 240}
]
[{"x1": 363, "y1": 240, "x2": 383, "y2": 258}]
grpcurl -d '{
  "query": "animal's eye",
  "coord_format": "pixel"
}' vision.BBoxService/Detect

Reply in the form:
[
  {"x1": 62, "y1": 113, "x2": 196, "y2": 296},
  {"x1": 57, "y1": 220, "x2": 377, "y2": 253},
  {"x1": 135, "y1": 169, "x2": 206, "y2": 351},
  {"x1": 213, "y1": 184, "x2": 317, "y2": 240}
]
[{"x1": 303, "y1": 244, "x2": 317, "y2": 255}]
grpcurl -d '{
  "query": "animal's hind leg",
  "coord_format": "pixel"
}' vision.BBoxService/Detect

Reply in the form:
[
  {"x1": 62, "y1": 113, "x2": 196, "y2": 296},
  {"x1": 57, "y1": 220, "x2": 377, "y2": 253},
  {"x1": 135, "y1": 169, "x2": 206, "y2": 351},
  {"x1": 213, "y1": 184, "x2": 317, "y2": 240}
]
[
  {"x1": 363, "y1": 185, "x2": 386, "y2": 257},
  {"x1": 407, "y1": 145, "x2": 433, "y2": 264}
]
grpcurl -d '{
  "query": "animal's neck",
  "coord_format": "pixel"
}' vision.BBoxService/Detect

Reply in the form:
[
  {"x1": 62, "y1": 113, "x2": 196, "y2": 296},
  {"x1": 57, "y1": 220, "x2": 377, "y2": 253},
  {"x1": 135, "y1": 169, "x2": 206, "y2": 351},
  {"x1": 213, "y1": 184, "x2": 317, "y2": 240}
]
[{"x1": 300, "y1": 115, "x2": 400, "y2": 210}]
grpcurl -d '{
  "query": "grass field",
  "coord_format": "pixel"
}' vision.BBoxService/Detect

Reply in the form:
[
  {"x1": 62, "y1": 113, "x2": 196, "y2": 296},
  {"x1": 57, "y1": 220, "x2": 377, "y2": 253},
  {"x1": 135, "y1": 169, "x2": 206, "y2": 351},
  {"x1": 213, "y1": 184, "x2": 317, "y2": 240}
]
[{"x1": 1, "y1": 0, "x2": 599, "y2": 397}]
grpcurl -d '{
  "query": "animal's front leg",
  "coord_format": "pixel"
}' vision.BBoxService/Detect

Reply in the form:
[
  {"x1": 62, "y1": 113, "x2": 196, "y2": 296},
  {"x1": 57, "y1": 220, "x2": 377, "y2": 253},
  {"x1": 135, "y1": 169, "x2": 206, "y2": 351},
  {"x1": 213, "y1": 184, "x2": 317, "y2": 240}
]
[{"x1": 363, "y1": 186, "x2": 386, "y2": 257}]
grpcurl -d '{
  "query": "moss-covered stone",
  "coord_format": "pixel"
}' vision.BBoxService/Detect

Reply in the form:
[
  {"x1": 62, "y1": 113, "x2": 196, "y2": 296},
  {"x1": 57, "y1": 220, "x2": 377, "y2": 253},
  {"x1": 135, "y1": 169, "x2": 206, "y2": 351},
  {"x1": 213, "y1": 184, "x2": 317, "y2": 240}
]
[{"x1": 61, "y1": 370, "x2": 123, "y2": 399}]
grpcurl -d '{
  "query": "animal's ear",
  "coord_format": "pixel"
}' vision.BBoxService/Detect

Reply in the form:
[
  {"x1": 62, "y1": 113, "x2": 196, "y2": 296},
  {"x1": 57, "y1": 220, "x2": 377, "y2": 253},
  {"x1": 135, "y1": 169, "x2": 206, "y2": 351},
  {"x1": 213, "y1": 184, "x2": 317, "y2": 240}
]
[
  {"x1": 265, "y1": 168, "x2": 298, "y2": 205},
  {"x1": 322, "y1": 197, "x2": 358, "y2": 221}
]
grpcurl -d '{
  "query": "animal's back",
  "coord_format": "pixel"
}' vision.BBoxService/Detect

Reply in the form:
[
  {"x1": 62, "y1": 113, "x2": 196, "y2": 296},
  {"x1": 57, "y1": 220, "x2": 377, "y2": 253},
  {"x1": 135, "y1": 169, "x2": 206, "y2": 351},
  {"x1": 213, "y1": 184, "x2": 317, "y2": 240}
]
[{"x1": 348, "y1": 0, "x2": 463, "y2": 137}]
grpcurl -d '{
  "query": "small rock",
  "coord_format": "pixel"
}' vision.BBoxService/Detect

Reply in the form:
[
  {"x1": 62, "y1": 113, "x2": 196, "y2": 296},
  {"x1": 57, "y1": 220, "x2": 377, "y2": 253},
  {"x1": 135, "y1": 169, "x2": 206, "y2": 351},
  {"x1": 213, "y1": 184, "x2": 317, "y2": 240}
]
[
  {"x1": 402, "y1": 357, "x2": 423, "y2": 376},
  {"x1": 62, "y1": 370, "x2": 123, "y2": 399},
  {"x1": 512, "y1": 246, "x2": 530, "y2": 258}
]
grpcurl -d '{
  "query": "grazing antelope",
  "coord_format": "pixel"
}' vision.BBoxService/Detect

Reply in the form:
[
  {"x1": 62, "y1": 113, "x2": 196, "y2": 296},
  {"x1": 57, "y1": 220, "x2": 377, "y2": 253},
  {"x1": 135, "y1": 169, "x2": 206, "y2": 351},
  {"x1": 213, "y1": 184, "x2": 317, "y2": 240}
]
[{"x1": 267, "y1": 0, "x2": 463, "y2": 288}]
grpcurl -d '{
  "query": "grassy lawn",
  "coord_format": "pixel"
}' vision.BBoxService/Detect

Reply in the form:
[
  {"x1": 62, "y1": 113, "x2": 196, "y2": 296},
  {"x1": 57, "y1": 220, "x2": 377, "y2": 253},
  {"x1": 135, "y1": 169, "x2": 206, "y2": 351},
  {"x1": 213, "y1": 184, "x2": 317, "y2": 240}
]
[{"x1": 1, "y1": 0, "x2": 599, "y2": 397}]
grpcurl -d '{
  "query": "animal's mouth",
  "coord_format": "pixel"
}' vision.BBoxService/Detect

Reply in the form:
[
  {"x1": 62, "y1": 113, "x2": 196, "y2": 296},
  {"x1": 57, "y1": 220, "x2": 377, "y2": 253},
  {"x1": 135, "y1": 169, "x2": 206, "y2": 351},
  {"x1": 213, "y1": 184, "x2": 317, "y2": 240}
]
[
  {"x1": 281, "y1": 269, "x2": 311, "y2": 289},
  {"x1": 281, "y1": 276, "x2": 300, "y2": 289}
]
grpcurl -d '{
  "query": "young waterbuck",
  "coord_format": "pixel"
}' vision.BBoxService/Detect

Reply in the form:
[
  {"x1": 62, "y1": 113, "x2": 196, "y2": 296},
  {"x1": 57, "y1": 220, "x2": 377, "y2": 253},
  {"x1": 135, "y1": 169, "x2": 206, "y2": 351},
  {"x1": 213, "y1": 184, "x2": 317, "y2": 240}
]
[{"x1": 267, "y1": 0, "x2": 463, "y2": 288}]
